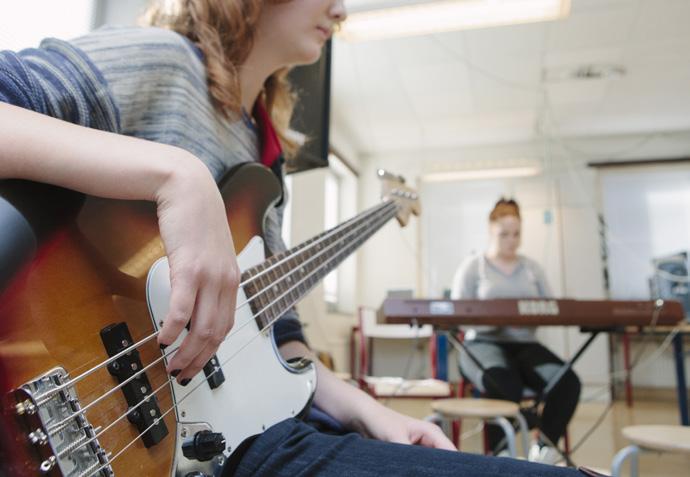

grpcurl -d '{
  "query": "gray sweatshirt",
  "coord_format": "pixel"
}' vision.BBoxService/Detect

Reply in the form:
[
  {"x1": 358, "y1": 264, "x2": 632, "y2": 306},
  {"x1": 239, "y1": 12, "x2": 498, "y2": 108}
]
[
  {"x1": 450, "y1": 254, "x2": 552, "y2": 342},
  {"x1": 0, "y1": 26, "x2": 304, "y2": 346}
]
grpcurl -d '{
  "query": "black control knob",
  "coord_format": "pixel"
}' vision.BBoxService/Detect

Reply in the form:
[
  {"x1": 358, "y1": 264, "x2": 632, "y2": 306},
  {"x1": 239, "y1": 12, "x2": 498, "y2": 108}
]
[{"x1": 182, "y1": 430, "x2": 226, "y2": 462}]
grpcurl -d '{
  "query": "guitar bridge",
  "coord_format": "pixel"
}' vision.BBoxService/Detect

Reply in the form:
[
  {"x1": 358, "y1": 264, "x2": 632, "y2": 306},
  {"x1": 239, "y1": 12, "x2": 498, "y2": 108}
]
[{"x1": 13, "y1": 367, "x2": 114, "y2": 476}]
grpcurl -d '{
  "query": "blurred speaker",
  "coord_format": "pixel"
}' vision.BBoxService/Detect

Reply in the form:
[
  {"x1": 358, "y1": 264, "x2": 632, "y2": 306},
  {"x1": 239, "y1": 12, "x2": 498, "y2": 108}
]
[{"x1": 650, "y1": 251, "x2": 689, "y2": 321}]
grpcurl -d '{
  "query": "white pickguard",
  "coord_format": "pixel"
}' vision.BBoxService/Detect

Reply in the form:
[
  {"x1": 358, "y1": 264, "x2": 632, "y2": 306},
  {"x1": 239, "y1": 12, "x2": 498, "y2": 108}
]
[{"x1": 146, "y1": 236, "x2": 316, "y2": 476}]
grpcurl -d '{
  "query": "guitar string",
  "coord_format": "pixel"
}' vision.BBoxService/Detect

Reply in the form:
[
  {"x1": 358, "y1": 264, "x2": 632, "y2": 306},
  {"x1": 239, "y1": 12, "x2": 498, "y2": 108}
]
[
  {"x1": 74, "y1": 204, "x2": 398, "y2": 476},
  {"x1": 37, "y1": 200, "x2": 387, "y2": 407},
  {"x1": 87, "y1": 204, "x2": 398, "y2": 476},
  {"x1": 45, "y1": 201, "x2": 395, "y2": 434},
  {"x1": 48, "y1": 200, "x2": 395, "y2": 436},
  {"x1": 56, "y1": 203, "x2": 396, "y2": 475},
  {"x1": 35, "y1": 200, "x2": 391, "y2": 407}
]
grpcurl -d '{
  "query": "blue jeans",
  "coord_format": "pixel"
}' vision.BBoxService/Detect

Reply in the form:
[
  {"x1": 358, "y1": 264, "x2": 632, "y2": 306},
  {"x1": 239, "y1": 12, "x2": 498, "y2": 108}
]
[{"x1": 224, "y1": 418, "x2": 587, "y2": 477}]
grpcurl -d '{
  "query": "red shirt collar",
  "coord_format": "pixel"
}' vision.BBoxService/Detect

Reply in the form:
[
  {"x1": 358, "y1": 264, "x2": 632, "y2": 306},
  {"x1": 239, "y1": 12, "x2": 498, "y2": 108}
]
[{"x1": 253, "y1": 102, "x2": 283, "y2": 169}]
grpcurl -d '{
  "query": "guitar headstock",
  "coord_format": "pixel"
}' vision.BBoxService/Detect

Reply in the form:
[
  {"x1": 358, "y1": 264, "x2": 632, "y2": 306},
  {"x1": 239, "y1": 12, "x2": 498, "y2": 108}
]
[{"x1": 378, "y1": 169, "x2": 421, "y2": 227}]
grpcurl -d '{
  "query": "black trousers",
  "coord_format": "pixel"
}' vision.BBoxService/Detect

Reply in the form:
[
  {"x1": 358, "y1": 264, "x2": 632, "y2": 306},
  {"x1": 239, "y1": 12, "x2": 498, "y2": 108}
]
[{"x1": 458, "y1": 341, "x2": 581, "y2": 452}]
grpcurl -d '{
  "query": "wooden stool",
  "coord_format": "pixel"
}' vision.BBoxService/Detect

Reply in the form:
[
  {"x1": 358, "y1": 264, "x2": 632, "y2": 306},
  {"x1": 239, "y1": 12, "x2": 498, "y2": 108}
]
[
  {"x1": 611, "y1": 425, "x2": 690, "y2": 476},
  {"x1": 427, "y1": 398, "x2": 529, "y2": 458}
]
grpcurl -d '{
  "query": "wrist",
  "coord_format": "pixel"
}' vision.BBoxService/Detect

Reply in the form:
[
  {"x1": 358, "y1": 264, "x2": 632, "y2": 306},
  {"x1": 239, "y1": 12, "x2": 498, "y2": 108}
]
[
  {"x1": 341, "y1": 393, "x2": 387, "y2": 434},
  {"x1": 154, "y1": 148, "x2": 215, "y2": 204}
]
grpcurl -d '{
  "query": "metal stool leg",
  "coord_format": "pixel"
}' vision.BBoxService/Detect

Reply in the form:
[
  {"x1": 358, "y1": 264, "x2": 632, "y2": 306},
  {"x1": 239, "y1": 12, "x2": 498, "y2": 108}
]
[
  {"x1": 514, "y1": 412, "x2": 530, "y2": 459},
  {"x1": 425, "y1": 412, "x2": 454, "y2": 443},
  {"x1": 611, "y1": 445, "x2": 640, "y2": 477},
  {"x1": 492, "y1": 417, "x2": 517, "y2": 458},
  {"x1": 425, "y1": 412, "x2": 443, "y2": 424}
]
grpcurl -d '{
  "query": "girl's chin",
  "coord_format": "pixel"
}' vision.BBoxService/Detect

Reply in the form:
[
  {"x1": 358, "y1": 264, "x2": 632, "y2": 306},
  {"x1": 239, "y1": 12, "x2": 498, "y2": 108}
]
[{"x1": 294, "y1": 44, "x2": 326, "y2": 65}]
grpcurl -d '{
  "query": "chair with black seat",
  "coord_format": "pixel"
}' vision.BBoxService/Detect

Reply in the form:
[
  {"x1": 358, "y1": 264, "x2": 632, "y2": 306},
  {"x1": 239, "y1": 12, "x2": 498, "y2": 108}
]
[{"x1": 450, "y1": 330, "x2": 571, "y2": 459}]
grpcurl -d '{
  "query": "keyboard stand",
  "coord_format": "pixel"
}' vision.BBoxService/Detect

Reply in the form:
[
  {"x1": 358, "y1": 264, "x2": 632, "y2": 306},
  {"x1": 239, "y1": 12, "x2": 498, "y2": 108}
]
[{"x1": 446, "y1": 329, "x2": 607, "y2": 466}]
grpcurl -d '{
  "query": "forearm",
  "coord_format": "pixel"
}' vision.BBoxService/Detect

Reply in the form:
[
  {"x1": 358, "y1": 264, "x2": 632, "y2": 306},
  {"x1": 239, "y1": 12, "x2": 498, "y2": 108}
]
[
  {"x1": 279, "y1": 340, "x2": 456, "y2": 450},
  {"x1": 0, "y1": 102, "x2": 208, "y2": 201},
  {"x1": 279, "y1": 340, "x2": 380, "y2": 433},
  {"x1": 0, "y1": 102, "x2": 239, "y2": 383}
]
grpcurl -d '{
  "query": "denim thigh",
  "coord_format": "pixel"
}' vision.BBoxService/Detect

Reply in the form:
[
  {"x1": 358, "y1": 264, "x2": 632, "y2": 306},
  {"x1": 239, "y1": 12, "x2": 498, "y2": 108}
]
[{"x1": 225, "y1": 418, "x2": 584, "y2": 477}]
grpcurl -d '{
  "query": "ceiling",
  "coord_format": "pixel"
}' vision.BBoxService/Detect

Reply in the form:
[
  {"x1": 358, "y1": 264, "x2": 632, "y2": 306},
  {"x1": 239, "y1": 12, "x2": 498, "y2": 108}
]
[{"x1": 331, "y1": 0, "x2": 690, "y2": 156}]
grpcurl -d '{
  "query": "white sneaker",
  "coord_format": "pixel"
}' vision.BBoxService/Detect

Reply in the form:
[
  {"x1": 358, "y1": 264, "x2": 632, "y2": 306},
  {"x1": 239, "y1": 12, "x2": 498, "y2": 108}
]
[{"x1": 528, "y1": 443, "x2": 561, "y2": 465}]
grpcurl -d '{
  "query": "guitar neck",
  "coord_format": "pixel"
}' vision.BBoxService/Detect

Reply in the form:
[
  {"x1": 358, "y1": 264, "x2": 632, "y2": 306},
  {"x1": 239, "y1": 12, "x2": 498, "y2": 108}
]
[{"x1": 242, "y1": 200, "x2": 398, "y2": 327}]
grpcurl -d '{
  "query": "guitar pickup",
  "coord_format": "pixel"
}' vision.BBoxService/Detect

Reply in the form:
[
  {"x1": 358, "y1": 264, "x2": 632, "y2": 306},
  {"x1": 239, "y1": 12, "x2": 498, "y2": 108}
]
[
  {"x1": 202, "y1": 354, "x2": 225, "y2": 390},
  {"x1": 100, "y1": 322, "x2": 168, "y2": 448},
  {"x1": 182, "y1": 321, "x2": 224, "y2": 390}
]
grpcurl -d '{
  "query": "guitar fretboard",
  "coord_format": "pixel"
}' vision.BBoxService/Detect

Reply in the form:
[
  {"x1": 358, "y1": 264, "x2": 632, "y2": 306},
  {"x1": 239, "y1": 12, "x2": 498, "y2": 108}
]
[{"x1": 242, "y1": 200, "x2": 398, "y2": 328}]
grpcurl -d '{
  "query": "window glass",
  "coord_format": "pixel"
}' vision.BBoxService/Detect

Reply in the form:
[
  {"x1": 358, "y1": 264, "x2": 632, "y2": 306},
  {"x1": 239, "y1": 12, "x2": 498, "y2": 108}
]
[
  {"x1": 600, "y1": 164, "x2": 690, "y2": 298},
  {"x1": 1, "y1": 1, "x2": 95, "y2": 50}
]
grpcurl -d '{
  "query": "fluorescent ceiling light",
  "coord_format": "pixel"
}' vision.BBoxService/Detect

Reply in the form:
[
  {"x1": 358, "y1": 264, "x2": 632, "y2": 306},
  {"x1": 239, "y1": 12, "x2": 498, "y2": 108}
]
[
  {"x1": 421, "y1": 166, "x2": 541, "y2": 182},
  {"x1": 338, "y1": 0, "x2": 571, "y2": 42}
]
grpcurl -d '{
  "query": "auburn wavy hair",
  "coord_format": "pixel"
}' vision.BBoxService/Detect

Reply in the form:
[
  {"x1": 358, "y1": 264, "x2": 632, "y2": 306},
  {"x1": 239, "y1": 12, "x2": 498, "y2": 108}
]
[
  {"x1": 489, "y1": 198, "x2": 520, "y2": 222},
  {"x1": 143, "y1": 0, "x2": 299, "y2": 157}
]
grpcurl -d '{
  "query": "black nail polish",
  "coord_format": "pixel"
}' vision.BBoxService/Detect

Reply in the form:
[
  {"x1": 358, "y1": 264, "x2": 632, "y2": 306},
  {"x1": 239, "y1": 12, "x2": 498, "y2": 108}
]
[
  {"x1": 171, "y1": 369, "x2": 181, "y2": 377},
  {"x1": 160, "y1": 343, "x2": 168, "y2": 351},
  {"x1": 180, "y1": 378, "x2": 191, "y2": 386}
]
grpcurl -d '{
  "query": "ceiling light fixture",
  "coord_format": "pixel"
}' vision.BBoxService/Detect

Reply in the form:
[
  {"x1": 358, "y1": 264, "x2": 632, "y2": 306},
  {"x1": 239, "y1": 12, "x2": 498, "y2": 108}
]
[
  {"x1": 421, "y1": 166, "x2": 542, "y2": 182},
  {"x1": 338, "y1": 0, "x2": 571, "y2": 42}
]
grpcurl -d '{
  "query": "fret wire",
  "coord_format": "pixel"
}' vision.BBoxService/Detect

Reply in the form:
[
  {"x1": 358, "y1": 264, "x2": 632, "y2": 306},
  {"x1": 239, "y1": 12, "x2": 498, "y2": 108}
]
[
  {"x1": 285, "y1": 256, "x2": 296, "y2": 296},
  {"x1": 276, "y1": 260, "x2": 287, "y2": 315},
  {"x1": 256, "y1": 263, "x2": 272, "y2": 327},
  {"x1": 266, "y1": 266, "x2": 279, "y2": 325},
  {"x1": 248, "y1": 263, "x2": 262, "y2": 327}
]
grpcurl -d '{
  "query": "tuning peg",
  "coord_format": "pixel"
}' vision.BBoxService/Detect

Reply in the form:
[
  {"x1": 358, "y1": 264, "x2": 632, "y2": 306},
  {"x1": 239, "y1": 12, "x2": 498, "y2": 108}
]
[{"x1": 377, "y1": 169, "x2": 406, "y2": 184}]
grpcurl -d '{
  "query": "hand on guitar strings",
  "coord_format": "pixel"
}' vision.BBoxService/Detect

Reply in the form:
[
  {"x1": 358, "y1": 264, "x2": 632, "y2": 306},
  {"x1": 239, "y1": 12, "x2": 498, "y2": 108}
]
[{"x1": 154, "y1": 155, "x2": 241, "y2": 384}]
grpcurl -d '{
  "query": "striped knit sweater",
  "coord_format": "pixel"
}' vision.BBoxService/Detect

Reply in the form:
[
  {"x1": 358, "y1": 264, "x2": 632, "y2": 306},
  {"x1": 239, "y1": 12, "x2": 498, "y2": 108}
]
[{"x1": 0, "y1": 26, "x2": 304, "y2": 346}]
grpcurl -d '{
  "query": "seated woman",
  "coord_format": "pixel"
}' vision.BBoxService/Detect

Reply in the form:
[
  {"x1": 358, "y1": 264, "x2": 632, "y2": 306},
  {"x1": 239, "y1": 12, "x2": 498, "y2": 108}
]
[{"x1": 451, "y1": 198, "x2": 581, "y2": 463}]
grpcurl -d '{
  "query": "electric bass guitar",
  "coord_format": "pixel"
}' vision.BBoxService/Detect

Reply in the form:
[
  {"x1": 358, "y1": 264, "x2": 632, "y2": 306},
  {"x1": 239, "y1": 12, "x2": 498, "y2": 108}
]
[{"x1": 0, "y1": 164, "x2": 419, "y2": 476}]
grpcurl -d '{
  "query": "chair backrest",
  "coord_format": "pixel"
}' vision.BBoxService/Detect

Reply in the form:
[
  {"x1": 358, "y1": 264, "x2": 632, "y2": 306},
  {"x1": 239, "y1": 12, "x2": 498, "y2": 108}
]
[{"x1": 356, "y1": 306, "x2": 435, "y2": 383}]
